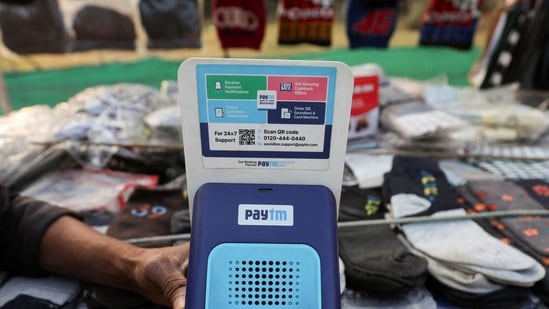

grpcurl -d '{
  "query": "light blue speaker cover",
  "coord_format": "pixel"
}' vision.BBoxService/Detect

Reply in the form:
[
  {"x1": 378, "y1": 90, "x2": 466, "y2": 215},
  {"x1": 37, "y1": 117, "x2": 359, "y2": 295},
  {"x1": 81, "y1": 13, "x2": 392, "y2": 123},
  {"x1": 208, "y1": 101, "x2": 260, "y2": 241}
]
[{"x1": 206, "y1": 243, "x2": 321, "y2": 309}]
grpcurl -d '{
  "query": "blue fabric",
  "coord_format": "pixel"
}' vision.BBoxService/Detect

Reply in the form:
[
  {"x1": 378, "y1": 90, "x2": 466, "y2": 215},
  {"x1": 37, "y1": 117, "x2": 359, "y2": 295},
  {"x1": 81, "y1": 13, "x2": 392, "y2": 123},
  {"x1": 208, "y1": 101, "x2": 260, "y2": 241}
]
[
  {"x1": 346, "y1": 0, "x2": 398, "y2": 48},
  {"x1": 419, "y1": 20, "x2": 478, "y2": 50}
]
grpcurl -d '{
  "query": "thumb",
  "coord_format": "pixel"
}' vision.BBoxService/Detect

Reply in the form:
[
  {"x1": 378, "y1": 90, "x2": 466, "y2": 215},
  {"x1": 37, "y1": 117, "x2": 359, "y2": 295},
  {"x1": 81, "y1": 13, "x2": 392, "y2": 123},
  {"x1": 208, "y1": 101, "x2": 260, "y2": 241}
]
[
  {"x1": 161, "y1": 269, "x2": 187, "y2": 309},
  {"x1": 173, "y1": 295, "x2": 186, "y2": 309}
]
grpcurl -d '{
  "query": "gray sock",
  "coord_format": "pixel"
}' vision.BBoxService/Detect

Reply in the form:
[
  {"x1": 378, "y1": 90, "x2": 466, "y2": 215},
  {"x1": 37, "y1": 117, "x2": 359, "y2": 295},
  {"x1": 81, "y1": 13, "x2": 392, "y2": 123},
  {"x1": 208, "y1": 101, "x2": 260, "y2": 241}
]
[{"x1": 400, "y1": 209, "x2": 545, "y2": 286}]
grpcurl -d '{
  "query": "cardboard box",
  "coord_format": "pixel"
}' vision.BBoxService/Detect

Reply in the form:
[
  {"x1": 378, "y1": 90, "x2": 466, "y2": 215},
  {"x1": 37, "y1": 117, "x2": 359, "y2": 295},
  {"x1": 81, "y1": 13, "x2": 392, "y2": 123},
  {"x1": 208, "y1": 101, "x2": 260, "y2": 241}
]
[{"x1": 348, "y1": 64, "x2": 380, "y2": 139}]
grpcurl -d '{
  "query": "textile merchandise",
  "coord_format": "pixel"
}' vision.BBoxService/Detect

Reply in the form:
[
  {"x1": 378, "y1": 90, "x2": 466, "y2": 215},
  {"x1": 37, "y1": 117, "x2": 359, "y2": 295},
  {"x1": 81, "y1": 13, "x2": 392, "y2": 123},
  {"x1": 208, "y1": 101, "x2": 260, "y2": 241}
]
[
  {"x1": 212, "y1": 0, "x2": 266, "y2": 50},
  {"x1": 383, "y1": 156, "x2": 545, "y2": 293},
  {"x1": 419, "y1": 0, "x2": 480, "y2": 50},
  {"x1": 463, "y1": 179, "x2": 549, "y2": 263},
  {"x1": 72, "y1": 5, "x2": 136, "y2": 51},
  {"x1": 0, "y1": 0, "x2": 69, "y2": 53},
  {"x1": 277, "y1": 0, "x2": 335, "y2": 46},
  {"x1": 338, "y1": 186, "x2": 429, "y2": 293},
  {"x1": 478, "y1": 1, "x2": 531, "y2": 89},
  {"x1": 138, "y1": 0, "x2": 202, "y2": 49},
  {"x1": 346, "y1": 0, "x2": 398, "y2": 48},
  {"x1": 106, "y1": 187, "x2": 185, "y2": 248}
]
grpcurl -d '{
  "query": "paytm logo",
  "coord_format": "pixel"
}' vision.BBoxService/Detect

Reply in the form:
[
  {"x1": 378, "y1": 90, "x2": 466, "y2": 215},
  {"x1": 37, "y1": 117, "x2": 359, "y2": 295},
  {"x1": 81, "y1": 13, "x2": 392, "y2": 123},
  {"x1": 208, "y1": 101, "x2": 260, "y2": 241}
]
[{"x1": 238, "y1": 204, "x2": 294, "y2": 226}]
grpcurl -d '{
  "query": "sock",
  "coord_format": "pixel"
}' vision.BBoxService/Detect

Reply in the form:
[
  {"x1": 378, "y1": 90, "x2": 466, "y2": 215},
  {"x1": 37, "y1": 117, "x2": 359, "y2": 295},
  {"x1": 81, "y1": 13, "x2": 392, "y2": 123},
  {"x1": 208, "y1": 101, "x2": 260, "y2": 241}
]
[
  {"x1": 439, "y1": 159, "x2": 504, "y2": 187},
  {"x1": 465, "y1": 179, "x2": 549, "y2": 261},
  {"x1": 346, "y1": 0, "x2": 398, "y2": 48},
  {"x1": 426, "y1": 276, "x2": 531, "y2": 309},
  {"x1": 338, "y1": 186, "x2": 428, "y2": 293},
  {"x1": 400, "y1": 208, "x2": 545, "y2": 287},
  {"x1": 513, "y1": 179, "x2": 549, "y2": 209},
  {"x1": 459, "y1": 184, "x2": 549, "y2": 305},
  {"x1": 404, "y1": 240, "x2": 505, "y2": 294},
  {"x1": 212, "y1": 0, "x2": 266, "y2": 50},
  {"x1": 533, "y1": 268, "x2": 549, "y2": 306},
  {"x1": 277, "y1": 0, "x2": 334, "y2": 47},
  {"x1": 107, "y1": 187, "x2": 185, "y2": 248},
  {"x1": 384, "y1": 156, "x2": 545, "y2": 288},
  {"x1": 345, "y1": 153, "x2": 394, "y2": 189},
  {"x1": 418, "y1": 0, "x2": 480, "y2": 50},
  {"x1": 385, "y1": 156, "x2": 459, "y2": 218},
  {"x1": 139, "y1": 0, "x2": 201, "y2": 49}
]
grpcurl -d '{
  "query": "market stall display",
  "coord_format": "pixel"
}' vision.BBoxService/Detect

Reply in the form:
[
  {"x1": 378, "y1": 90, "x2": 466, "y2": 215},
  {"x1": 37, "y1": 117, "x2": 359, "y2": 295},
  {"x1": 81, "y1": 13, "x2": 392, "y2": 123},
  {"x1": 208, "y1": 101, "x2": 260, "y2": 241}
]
[{"x1": 0, "y1": 0, "x2": 548, "y2": 307}]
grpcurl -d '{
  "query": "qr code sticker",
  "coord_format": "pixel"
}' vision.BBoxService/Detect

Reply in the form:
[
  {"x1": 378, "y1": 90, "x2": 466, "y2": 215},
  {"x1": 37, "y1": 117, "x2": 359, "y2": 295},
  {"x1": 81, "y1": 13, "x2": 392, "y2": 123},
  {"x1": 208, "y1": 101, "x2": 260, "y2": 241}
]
[{"x1": 239, "y1": 129, "x2": 255, "y2": 145}]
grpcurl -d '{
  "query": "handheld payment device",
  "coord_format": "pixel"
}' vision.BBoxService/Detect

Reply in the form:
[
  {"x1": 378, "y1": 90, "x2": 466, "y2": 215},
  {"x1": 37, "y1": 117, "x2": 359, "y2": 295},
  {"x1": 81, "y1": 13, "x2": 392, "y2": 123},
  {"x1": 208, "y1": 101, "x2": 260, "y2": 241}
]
[
  {"x1": 187, "y1": 183, "x2": 339, "y2": 308},
  {"x1": 178, "y1": 58, "x2": 354, "y2": 308}
]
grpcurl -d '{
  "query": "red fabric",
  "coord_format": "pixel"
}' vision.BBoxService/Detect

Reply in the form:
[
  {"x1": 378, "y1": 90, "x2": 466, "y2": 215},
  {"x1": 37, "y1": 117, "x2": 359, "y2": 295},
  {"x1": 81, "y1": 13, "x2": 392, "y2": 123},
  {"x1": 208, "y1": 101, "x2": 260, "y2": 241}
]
[
  {"x1": 277, "y1": 0, "x2": 335, "y2": 46},
  {"x1": 421, "y1": 0, "x2": 480, "y2": 27},
  {"x1": 212, "y1": 0, "x2": 266, "y2": 50}
]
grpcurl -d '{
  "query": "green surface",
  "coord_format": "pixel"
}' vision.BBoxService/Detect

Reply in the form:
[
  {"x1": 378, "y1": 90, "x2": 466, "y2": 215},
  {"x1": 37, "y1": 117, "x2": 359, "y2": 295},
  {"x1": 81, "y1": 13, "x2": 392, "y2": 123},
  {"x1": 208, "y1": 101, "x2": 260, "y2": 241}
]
[
  {"x1": 287, "y1": 46, "x2": 481, "y2": 85},
  {"x1": 4, "y1": 46, "x2": 480, "y2": 113}
]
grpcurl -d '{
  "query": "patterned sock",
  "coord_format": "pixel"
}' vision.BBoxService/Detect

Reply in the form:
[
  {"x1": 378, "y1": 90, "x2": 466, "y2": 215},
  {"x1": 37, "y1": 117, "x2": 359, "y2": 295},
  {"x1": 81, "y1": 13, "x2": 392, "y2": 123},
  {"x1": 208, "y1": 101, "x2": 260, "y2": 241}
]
[
  {"x1": 464, "y1": 179, "x2": 549, "y2": 263},
  {"x1": 458, "y1": 184, "x2": 549, "y2": 305},
  {"x1": 384, "y1": 156, "x2": 545, "y2": 289},
  {"x1": 338, "y1": 186, "x2": 428, "y2": 293},
  {"x1": 346, "y1": 0, "x2": 398, "y2": 48},
  {"x1": 386, "y1": 156, "x2": 458, "y2": 218},
  {"x1": 513, "y1": 179, "x2": 549, "y2": 209}
]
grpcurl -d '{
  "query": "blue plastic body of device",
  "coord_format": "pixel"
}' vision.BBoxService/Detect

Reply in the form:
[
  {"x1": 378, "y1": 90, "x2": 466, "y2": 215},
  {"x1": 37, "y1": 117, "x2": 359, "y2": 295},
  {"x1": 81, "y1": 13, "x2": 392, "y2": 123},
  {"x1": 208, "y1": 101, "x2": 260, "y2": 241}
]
[{"x1": 185, "y1": 183, "x2": 341, "y2": 309}]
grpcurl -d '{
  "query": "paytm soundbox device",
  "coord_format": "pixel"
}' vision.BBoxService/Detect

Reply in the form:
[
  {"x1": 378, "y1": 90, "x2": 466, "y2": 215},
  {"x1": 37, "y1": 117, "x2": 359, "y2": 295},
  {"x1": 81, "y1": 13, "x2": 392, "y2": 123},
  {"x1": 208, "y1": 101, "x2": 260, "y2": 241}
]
[
  {"x1": 178, "y1": 58, "x2": 354, "y2": 308},
  {"x1": 185, "y1": 182, "x2": 340, "y2": 308}
]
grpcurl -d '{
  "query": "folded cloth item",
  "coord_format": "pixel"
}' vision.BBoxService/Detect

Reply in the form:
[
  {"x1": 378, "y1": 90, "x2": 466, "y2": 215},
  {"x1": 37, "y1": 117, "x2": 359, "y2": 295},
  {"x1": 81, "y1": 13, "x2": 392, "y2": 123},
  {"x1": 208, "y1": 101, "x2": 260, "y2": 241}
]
[
  {"x1": 345, "y1": 153, "x2": 393, "y2": 189},
  {"x1": 458, "y1": 184, "x2": 549, "y2": 306},
  {"x1": 513, "y1": 179, "x2": 549, "y2": 209},
  {"x1": 439, "y1": 159, "x2": 504, "y2": 187},
  {"x1": 464, "y1": 179, "x2": 549, "y2": 261},
  {"x1": 380, "y1": 101, "x2": 466, "y2": 140},
  {"x1": 338, "y1": 186, "x2": 428, "y2": 293},
  {"x1": 107, "y1": 187, "x2": 185, "y2": 248},
  {"x1": 400, "y1": 209, "x2": 545, "y2": 288},
  {"x1": 426, "y1": 275, "x2": 531, "y2": 309},
  {"x1": 383, "y1": 156, "x2": 546, "y2": 290},
  {"x1": 409, "y1": 245, "x2": 505, "y2": 294},
  {"x1": 532, "y1": 267, "x2": 549, "y2": 306}
]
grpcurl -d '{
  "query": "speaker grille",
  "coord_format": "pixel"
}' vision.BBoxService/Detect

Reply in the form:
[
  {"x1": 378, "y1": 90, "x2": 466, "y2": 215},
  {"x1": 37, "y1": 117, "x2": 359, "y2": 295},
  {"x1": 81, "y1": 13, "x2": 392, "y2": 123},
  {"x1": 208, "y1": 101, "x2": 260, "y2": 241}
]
[
  {"x1": 229, "y1": 259, "x2": 300, "y2": 306},
  {"x1": 206, "y1": 243, "x2": 321, "y2": 308}
]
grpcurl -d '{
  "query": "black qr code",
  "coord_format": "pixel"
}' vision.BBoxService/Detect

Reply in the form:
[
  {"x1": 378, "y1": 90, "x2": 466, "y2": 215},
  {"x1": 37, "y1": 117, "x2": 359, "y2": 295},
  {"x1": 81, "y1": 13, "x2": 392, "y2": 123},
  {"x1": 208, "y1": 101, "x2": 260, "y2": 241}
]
[{"x1": 239, "y1": 129, "x2": 255, "y2": 145}]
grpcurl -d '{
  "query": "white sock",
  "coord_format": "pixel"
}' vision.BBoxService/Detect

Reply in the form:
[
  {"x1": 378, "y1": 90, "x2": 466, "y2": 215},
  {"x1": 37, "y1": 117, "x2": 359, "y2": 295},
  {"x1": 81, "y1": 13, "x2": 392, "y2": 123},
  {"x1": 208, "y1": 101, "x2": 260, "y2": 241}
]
[{"x1": 400, "y1": 209, "x2": 545, "y2": 287}]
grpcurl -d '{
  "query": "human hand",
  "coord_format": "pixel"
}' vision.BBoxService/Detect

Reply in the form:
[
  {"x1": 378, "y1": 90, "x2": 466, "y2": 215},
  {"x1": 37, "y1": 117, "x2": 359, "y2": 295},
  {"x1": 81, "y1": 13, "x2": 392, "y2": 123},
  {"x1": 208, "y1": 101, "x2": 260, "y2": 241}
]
[{"x1": 133, "y1": 242, "x2": 190, "y2": 309}]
